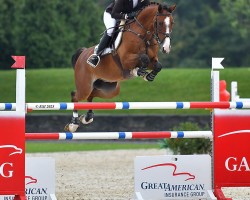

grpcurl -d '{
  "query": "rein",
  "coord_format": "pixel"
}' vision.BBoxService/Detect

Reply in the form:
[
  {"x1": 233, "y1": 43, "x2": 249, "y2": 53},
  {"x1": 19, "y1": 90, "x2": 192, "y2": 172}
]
[
  {"x1": 123, "y1": 9, "x2": 171, "y2": 51},
  {"x1": 125, "y1": 18, "x2": 154, "y2": 46}
]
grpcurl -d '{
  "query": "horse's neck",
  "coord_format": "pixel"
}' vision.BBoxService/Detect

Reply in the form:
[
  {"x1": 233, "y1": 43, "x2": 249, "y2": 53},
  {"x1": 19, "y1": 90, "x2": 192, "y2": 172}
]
[{"x1": 137, "y1": 6, "x2": 158, "y2": 30}]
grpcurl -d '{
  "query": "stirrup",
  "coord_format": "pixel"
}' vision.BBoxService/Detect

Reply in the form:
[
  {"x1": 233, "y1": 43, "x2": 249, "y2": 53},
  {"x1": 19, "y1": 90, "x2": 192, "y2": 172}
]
[{"x1": 87, "y1": 54, "x2": 100, "y2": 68}]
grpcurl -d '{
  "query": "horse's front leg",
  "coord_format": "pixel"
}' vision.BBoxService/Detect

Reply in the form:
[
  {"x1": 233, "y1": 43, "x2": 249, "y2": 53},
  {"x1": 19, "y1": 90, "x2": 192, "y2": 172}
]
[
  {"x1": 144, "y1": 61, "x2": 162, "y2": 82},
  {"x1": 64, "y1": 91, "x2": 80, "y2": 132},
  {"x1": 137, "y1": 54, "x2": 150, "y2": 77},
  {"x1": 131, "y1": 54, "x2": 150, "y2": 77}
]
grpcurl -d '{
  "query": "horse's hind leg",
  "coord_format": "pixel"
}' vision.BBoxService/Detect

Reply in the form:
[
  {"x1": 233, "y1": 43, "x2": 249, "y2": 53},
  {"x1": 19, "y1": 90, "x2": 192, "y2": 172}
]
[
  {"x1": 79, "y1": 96, "x2": 94, "y2": 125},
  {"x1": 64, "y1": 91, "x2": 80, "y2": 132},
  {"x1": 78, "y1": 82, "x2": 120, "y2": 125}
]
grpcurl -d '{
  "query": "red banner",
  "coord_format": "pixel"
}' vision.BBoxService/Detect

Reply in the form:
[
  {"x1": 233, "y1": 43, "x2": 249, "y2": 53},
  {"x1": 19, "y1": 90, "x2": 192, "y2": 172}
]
[
  {"x1": 214, "y1": 110, "x2": 250, "y2": 188},
  {"x1": 0, "y1": 114, "x2": 25, "y2": 197}
]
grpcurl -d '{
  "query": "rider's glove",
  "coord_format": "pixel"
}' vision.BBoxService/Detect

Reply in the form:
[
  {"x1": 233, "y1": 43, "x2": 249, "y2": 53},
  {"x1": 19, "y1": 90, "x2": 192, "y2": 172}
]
[{"x1": 125, "y1": 12, "x2": 136, "y2": 19}]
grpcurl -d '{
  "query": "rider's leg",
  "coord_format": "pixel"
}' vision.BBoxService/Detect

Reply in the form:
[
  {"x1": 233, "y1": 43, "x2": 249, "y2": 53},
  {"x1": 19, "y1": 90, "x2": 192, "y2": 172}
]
[
  {"x1": 87, "y1": 32, "x2": 112, "y2": 67},
  {"x1": 87, "y1": 12, "x2": 116, "y2": 68}
]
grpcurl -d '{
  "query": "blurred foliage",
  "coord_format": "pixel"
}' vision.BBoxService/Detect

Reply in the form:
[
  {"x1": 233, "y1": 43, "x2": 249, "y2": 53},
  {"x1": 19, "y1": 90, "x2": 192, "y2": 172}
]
[
  {"x1": 0, "y1": 0, "x2": 249, "y2": 69},
  {"x1": 0, "y1": 0, "x2": 103, "y2": 69},
  {"x1": 220, "y1": 0, "x2": 250, "y2": 38},
  {"x1": 159, "y1": 122, "x2": 211, "y2": 155}
]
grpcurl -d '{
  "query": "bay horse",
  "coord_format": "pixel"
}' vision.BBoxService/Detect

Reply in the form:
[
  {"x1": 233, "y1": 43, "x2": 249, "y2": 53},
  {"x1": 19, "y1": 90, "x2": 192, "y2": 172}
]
[{"x1": 65, "y1": 2, "x2": 176, "y2": 132}]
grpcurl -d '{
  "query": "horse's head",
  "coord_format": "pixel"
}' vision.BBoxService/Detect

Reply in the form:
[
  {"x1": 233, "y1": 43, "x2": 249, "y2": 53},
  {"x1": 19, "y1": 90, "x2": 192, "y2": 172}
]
[
  {"x1": 123, "y1": 3, "x2": 176, "y2": 56},
  {"x1": 153, "y1": 4, "x2": 176, "y2": 54}
]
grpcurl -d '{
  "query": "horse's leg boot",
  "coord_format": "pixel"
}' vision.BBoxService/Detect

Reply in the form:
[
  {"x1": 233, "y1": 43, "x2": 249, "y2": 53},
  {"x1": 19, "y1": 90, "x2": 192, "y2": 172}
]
[
  {"x1": 137, "y1": 54, "x2": 150, "y2": 76},
  {"x1": 79, "y1": 111, "x2": 94, "y2": 125},
  {"x1": 64, "y1": 116, "x2": 80, "y2": 132}
]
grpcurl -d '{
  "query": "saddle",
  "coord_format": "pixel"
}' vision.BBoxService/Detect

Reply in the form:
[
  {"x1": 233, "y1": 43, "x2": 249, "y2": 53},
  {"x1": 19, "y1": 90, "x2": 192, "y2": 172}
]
[{"x1": 94, "y1": 20, "x2": 125, "y2": 56}]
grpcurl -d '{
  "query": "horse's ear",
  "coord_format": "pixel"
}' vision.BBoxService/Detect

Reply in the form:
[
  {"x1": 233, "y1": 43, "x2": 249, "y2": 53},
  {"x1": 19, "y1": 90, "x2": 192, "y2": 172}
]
[
  {"x1": 158, "y1": 4, "x2": 163, "y2": 13},
  {"x1": 169, "y1": 4, "x2": 176, "y2": 13}
]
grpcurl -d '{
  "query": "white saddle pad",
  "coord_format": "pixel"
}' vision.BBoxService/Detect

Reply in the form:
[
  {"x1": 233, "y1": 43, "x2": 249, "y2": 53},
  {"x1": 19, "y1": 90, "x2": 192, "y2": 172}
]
[{"x1": 94, "y1": 20, "x2": 125, "y2": 56}]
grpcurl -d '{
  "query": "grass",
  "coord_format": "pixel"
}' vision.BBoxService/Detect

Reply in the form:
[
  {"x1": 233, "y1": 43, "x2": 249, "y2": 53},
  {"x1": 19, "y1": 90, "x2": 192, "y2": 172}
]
[
  {"x1": 1, "y1": 67, "x2": 250, "y2": 115},
  {"x1": 26, "y1": 141, "x2": 159, "y2": 153}
]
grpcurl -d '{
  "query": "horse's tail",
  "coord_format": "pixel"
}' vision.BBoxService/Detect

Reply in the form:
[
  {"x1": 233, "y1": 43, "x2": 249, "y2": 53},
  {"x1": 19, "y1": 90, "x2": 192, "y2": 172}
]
[{"x1": 71, "y1": 47, "x2": 86, "y2": 68}]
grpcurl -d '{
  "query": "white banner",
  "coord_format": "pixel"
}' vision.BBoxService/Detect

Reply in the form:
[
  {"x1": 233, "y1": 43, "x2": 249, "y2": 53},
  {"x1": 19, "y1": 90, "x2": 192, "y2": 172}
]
[
  {"x1": 134, "y1": 155, "x2": 211, "y2": 200},
  {"x1": 0, "y1": 157, "x2": 56, "y2": 200}
]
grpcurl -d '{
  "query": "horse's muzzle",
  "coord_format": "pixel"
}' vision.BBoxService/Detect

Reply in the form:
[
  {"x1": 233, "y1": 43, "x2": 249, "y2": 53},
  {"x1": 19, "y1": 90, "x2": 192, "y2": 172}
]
[
  {"x1": 162, "y1": 37, "x2": 171, "y2": 54},
  {"x1": 162, "y1": 45, "x2": 171, "y2": 54}
]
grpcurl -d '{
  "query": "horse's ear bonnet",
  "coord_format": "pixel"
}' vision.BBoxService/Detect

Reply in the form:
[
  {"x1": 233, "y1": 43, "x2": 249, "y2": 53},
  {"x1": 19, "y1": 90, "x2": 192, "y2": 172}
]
[
  {"x1": 158, "y1": 3, "x2": 176, "y2": 14},
  {"x1": 158, "y1": 4, "x2": 163, "y2": 13},
  {"x1": 168, "y1": 4, "x2": 176, "y2": 13}
]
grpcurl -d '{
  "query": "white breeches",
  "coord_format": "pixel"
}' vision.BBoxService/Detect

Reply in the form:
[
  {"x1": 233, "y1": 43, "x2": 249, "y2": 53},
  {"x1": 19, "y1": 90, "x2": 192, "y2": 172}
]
[{"x1": 103, "y1": 11, "x2": 117, "y2": 36}]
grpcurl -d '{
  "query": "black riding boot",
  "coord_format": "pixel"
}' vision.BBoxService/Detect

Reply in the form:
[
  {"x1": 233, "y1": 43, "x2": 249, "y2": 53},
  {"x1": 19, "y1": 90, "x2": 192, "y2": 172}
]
[{"x1": 87, "y1": 32, "x2": 112, "y2": 68}]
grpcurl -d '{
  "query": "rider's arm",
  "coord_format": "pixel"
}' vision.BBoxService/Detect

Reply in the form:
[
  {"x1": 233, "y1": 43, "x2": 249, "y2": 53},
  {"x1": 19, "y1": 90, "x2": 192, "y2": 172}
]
[{"x1": 111, "y1": 0, "x2": 127, "y2": 20}]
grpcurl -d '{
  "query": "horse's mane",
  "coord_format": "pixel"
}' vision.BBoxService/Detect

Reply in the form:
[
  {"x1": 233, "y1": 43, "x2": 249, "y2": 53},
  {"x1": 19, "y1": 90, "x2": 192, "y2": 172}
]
[
  {"x1": 149, "y1": 1, "x2": 161, "y2": 6},
  {"x1": 139, "y1": 2, "x2": 172, "y2": 13}
]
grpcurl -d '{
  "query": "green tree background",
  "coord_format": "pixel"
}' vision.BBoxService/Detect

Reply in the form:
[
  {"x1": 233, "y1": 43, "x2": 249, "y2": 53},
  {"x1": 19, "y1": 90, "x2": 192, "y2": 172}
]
[{"x1": 0, "y1": 0, "x2": 249, "y2": 69}]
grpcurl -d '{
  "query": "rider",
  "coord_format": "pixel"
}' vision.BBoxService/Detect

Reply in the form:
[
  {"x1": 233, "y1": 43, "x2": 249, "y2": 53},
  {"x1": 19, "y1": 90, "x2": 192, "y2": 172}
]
[{"x1": 87, "y1": 0, "x2": 150, "y2": 68}]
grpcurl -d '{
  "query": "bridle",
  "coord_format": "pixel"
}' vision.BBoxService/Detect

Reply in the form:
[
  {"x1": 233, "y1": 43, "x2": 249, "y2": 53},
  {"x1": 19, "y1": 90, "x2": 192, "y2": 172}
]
[
  {"x1": 153, "y1": 12, "x2": 172, "y2": 45},
  {"x1": 124, "y1": 8, "x2": 172, "y2": 48}
]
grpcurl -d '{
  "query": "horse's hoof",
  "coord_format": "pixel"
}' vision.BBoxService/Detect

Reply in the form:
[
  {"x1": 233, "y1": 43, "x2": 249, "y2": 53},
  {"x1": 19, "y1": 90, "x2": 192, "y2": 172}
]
[
  {"x1": 79, "y1": 115, "x2": 94, "y2": 125},
  {"x1": 64, "y1": 123, "x2": 79, "y2": 132}
]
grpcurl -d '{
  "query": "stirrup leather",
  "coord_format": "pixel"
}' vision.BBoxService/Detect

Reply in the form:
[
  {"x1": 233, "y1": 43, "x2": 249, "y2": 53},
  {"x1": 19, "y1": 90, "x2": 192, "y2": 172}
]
[{"x1": 87, "y1": 54, "x2": 100, "y2": 68}]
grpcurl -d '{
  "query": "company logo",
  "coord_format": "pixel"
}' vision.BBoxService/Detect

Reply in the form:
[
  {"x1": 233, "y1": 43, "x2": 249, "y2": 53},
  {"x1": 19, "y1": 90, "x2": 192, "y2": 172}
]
[
  {"x1": 0, "y1": 162, "x2": 13, "y2": 178},
  {"x1": 0, "y1": 145, "x2": 22, "y2": 178},
  {"x1": 217, "y1": 130, "x2": 250, "y2": 172},
  {"x1": 225, "y1": 157, "x2": 250, "y2": 171},
  {"x1": 0, "y1": 145, "x2": 22, "y2": 156},
  {"x1": 139, "y1": 162, "x2": 207, "y2": 198},
  {"x1": 25, "y1": 176, "x2": 48, "y2": 196},
  {"x1": 218, "y1": 130, "x2": 250, "y2": 138},
  {"x1": 142, "y1": 163, "x2": 195, "y2": 181},
  {"x1": 25, "y1": 176, "x2": 38, "y2": 185}
]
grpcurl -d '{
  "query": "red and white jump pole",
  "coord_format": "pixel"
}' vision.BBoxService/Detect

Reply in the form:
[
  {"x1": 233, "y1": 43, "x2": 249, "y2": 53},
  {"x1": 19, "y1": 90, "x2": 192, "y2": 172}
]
[
  {"x1": 25, "y1": 131, "x2": 213, "y2": 140},
  {"x1": 1, "y1": 101, "x2": 250, "y2": 111}
]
